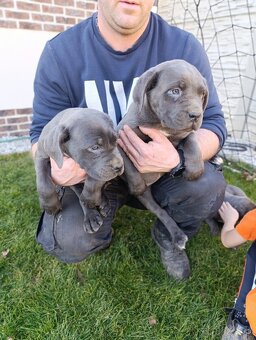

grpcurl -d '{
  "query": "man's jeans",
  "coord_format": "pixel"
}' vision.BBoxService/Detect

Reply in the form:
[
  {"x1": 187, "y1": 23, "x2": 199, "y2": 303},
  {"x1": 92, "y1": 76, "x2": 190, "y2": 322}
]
[{"x1": 36, "y1": 161, "x2": 226, "y2": 263}]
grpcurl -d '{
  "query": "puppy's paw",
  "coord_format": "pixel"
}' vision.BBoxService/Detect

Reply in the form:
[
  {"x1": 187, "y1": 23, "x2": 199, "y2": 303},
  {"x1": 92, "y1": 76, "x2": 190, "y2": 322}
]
[
  {"x1": 99, "y1": 196, "x2": 111, "y2": 217},
  {"x1": 205, "y1": 218, "x2": 221, "y2": 236},
  {"x1": 41, "y1": 197, "x2": 62, "y2": 215},
  {"x1": 83, "y1": 209, "x2": 103, "y2": 234},
  {"x1": 173, "y1": 230, "x2": 188, "y2": 250},
  {"x1": 183, "y1": 162, "x2": 204, "y2": 181}
]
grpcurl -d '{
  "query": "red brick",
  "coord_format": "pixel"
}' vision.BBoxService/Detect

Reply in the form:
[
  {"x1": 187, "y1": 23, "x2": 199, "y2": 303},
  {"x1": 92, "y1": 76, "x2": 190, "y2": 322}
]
[
  {"x1": 17, "y1": 1, "x2": 40, "y2": 11},
  {"x1": 0, "y1": 110, "x2": 15, "y2": 117},
  {"x1": 56, "y1": 16, "x2": 75, "y2": 25},
  {"x1": 76, "y1": 0, "x2": 97, "y2": 10},
  {"x1": 0, "y1": 118, "x2": 6, "y2": 125},
  {"x1": 54, "y1": 0, "x2": 74, "y2": 6},
  {"x1": 0, "y1": 9, "x2": 3, "y2": 17},
  {"x1": 16, "y1": 108, "x2": 32, "y2": 115},
  {"x1": 32, "y1": 13, "x2": 54, "y2": 22},
  {"x1": 76, "y1": 1, "x2": 87, "y2": 10},
  {"x1": 19, "y1": 21, "x2": 42, "y2": 30},
  {"x1": 85, "y1": 2, "x2": 97, "y2": 10},
  {"x1": 5, "y1": 10, "x2": 29, "y2": 20},
  {"x1": 33, "y1": 0, "x2": 52, "y2": 3},
  {"x1": 44, "y1": 24, "x2": 64, "y2": 32},
  {"x1": 65, "y1": 8, "x2": 85, "y2": 17},
  {"x1": 9, "y1": 131, "x2": 28, "y2": 137},
  {"x1": 42, "y1": 5, "x2": 63, "y2": 14},
  {"x1": 7, "y1": 117, "x2": 28, "y2": 124},
  {"x1": 0, "y1": 20, "x2": 17, "y2": 28},
  {"x1": 0, "y1": 1, "x2": 14, "y2": 8},
  {"x1": 18, "y1": 123, "x2": 31, "y2": 130},
  {"x1": 0, "y1": 125, "x2": 18, "y2": 132}
]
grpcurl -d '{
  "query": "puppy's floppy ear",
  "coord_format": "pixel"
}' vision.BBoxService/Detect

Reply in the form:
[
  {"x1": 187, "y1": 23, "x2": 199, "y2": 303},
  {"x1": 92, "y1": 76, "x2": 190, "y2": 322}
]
[
  {"x1": 133, "y1": 69, "x2": 159, "y2": 112},
  {"x1": 47, "y1": 125, "x2": 70, "y2": 168},
  {"x1": 202, "y1": 78, "x2": 209, "y2": 111}
]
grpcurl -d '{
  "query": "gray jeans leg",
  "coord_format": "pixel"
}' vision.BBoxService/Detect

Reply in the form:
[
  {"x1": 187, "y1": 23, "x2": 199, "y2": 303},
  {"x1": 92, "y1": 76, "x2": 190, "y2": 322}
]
[
  {"x1": 151, "y1": 162, "x2": 226, "y2": 238},
  {"x1": 36, "y1": 178, "x2": 129, "y2": 263}
]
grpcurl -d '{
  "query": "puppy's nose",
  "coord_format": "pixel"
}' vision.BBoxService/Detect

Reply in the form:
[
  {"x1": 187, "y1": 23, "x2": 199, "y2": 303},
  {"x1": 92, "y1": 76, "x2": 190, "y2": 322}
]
[
  {"x1": 111, "y1": 159, "x2": 124, "y2": 173},
  {"x1": 188, "y1": 112, "x2": 200, "y2": 121},
  {"x1": 112, "y1": 165, "x2": 123, "y2": 174}
]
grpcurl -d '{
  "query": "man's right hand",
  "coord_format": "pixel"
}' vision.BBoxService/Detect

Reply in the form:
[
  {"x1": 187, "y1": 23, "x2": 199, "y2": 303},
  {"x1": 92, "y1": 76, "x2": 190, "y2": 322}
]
[
  {"x1": 32, "y1": 142, "x2": 86, "y2": 186},
  {"x1": 50, "y1": 157, "x2": 86, "y2": 186}
]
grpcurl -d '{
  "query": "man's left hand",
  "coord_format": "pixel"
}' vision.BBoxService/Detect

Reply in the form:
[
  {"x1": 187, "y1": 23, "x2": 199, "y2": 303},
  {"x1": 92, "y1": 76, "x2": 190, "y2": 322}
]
[{"x1": 118, "y1": 125, "x2": 180, "y2": 173}]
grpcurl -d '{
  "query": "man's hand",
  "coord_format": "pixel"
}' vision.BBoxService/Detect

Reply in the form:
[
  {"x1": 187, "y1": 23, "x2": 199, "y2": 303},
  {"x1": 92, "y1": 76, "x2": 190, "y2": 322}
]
[
  {"x1": 50, "y1": 156, "x2": 86, "y2": 186},
  {"x1": 118, "y1": 125, "x2": 180, "y2": 173},
  {"x1": 32, "y1": 141, "x2": 86, "y2": 186}
]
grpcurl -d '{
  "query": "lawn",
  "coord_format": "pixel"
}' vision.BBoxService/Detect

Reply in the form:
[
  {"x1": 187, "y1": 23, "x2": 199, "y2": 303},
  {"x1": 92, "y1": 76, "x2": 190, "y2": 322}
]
[{"x1": 0, "y1": 152, "x2": 255, "y2": 340}]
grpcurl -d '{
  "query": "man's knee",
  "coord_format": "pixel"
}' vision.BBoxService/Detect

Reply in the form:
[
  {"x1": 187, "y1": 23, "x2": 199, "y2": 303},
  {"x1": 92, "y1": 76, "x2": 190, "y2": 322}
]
[
  {"x1": 36, "y1": 210, "x2": 113, "y2": 263},
  {"x1": 152, "y1": 162, "x2": 226, "y2": 219},
  {"x1": 36, "y1": 187, "x2": 115, "y2": 263}
]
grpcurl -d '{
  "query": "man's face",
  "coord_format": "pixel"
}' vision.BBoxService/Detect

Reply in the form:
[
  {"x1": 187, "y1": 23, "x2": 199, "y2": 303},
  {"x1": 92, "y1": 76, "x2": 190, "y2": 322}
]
[{"x1": 98, "y1": 0, "x2": 155, "y2": 35}]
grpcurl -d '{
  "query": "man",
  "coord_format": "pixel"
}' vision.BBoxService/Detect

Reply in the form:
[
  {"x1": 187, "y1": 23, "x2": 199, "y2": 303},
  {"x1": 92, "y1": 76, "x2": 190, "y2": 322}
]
[{"x1": 30, "y1": 0, "x2": 227, "y2": 280}]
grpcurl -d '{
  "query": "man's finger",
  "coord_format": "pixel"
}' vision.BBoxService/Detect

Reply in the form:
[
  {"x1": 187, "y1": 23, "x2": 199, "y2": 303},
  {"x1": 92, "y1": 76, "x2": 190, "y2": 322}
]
[
  {"x1": 122, "y1": 125, "x2": 146, "y2": 150},
  {"x1": 118, "y1": 130, "x2": 140, "y2": 159}
]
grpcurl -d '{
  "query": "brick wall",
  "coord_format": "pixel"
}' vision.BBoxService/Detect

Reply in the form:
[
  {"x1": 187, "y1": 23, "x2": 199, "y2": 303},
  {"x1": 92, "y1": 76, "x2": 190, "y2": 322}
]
[
  {"x1": 0, "y1": 0, "x2": 97, "y2": 31},
  {"x1": 0, "y1": 108, "x2": 32, "y2": 138},
  {"x1": 0, "y1": 0, "x2": 97, "y2": 140}
]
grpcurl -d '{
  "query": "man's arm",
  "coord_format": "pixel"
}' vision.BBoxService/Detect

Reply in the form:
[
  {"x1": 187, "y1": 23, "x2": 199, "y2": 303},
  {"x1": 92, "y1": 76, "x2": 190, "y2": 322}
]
[{"x1": 194, "y1": 128, "x2": 220, "y2": 161}]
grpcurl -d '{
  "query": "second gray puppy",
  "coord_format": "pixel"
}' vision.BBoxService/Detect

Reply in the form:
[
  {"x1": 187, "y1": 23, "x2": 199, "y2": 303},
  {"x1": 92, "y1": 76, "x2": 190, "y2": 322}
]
[{"x1": 118, "y1": 60, "x2": 209, "y2": 250}]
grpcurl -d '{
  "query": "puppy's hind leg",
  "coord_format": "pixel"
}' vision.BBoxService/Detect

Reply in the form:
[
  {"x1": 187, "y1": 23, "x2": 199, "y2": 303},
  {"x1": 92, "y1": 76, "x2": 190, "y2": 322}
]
[
  {"x1": 137, "y1": 188, "x2": 188, "y2": 250},
  {"x1": 35, "y1": 157, "x2": 62, "y2": 215},
  {"x1": 205, "y1": 217, "x2": 221, "y2": 236}
]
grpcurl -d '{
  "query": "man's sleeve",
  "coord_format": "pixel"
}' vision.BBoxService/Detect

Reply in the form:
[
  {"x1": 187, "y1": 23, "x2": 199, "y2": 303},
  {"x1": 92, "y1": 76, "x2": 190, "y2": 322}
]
[
  {"x1": 30, "y1": 41, "x2": 71, "y2": 144},
  {"x1": 182, "y1": 33, "x2": 227, "y2": 148},
  {"x1": 236, "y1": 209, "x2": 256, "y2": 241}
]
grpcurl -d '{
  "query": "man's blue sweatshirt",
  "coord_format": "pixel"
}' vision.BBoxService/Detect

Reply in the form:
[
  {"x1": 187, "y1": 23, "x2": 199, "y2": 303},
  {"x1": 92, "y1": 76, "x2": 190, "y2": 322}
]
[{"x1": 30, "y1": 12, "x2": 227, "y2": 146}]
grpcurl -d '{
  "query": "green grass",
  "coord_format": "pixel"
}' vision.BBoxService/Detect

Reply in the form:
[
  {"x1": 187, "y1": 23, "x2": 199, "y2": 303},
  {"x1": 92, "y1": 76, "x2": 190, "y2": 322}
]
[{"x1": 0, "y1": 153, "x2": 255, "y2": 340}]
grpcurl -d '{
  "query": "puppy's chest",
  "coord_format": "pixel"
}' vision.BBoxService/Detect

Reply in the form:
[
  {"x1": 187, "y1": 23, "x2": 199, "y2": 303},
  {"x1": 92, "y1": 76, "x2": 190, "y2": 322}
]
[{"x1": 142, "y1": 172, "x2": 164, "y2": 187}]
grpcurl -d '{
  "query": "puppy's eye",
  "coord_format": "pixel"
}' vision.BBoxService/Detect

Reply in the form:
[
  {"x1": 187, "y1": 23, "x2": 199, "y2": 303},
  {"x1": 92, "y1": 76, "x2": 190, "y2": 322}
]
[
  {"x1": 89, "y1": 145, "x2": 101, "y2": 151},
  {"x1": 167, "y1": 88, "x2": 182, "y2": 99}
]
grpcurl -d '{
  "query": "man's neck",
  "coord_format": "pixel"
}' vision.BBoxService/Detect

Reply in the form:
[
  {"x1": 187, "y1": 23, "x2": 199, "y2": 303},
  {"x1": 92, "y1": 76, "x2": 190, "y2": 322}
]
[{"x1": 97, "y1": 15, "x2": 150, "y2": 52}]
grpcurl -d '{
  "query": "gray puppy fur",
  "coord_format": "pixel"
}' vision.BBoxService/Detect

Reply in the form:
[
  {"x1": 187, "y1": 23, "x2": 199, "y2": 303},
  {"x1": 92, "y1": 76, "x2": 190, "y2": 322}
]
[
  {"x1": 118, "y1": 60, "x2": 209, "y2": 250},
  {"x1": 35, "y1": 108, "x2": 124, "y2": 233}
]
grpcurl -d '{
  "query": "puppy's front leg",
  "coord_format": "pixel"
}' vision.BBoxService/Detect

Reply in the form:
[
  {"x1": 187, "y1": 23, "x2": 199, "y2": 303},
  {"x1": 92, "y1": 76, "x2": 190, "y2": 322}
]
[
  {"x1": 119, "y1": 148, "x2": 147, "y2": 196},
  {"x1": 182, "y1": 132, "x2": 204, "y2": 180},
  {"x1": 35, "y1": 157, "x2": 62, "y2": 215},
  {"x1": 76, "y1": 178, "x2": 109, "y2": 233}
]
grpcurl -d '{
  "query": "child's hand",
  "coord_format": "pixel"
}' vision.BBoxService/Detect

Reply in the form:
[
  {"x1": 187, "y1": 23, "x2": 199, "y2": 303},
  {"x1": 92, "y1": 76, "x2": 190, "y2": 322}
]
[{"x1": 218, "y1": 201, "x2": 239, "y2": 226}]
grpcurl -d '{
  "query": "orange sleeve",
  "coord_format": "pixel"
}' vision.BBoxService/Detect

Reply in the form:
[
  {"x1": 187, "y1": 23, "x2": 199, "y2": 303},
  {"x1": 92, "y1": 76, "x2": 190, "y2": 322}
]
[
  {"x1": 235, "y1": 209, "x2": 256, "y2": 241},
  {"x1": 246, "y1": 287, "x2": 256, "y2": 336}
]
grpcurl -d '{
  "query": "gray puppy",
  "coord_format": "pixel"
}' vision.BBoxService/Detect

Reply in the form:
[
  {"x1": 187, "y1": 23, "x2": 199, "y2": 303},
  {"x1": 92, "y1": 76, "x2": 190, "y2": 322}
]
[
  {"x1": 35, "y1": 107, "x2": 124, "y2": 233},
  {"x1": 118, "y1": 60, "x2": 209, "y2": 250}
]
